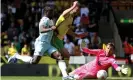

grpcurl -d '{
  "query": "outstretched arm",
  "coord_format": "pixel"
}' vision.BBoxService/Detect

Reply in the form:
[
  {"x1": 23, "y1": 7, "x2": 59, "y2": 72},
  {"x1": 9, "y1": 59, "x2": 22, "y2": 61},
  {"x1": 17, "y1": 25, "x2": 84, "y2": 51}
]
[
  {"x1": 115, "y1": 65, "x2": 128, "y2": 75},
  {"x1": 55, "y1": 1, "x2": 79, "y2": 27},
  {"x1": 61, "y1": 1, "x2": 79, "y2": 17},
  {"x1": 111, "y1": 59, "x2": 128, "y2": 75},
  {"x1": 82, "y1": 47, "x2": 102, "y2": 55}
]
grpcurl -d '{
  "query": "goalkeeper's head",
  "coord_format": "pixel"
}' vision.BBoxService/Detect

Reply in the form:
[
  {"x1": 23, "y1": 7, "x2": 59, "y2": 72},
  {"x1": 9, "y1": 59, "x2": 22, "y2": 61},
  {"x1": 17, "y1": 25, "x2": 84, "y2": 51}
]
[{"x1": 105, "y1": 43, "x2": 115, "y2": 56}]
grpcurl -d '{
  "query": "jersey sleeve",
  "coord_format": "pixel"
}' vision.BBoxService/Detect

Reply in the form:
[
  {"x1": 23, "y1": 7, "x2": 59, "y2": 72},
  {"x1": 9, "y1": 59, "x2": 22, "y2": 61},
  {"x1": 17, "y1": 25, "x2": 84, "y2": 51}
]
[
  {"x1": 110, "y1": 58, "x2": 119, "y2": 70},
  {"x1": 39, "y1": 17, "x2": 51, "y2": 27},
  {"x1": 39, "y1": 17, "x2": 50, "y2": 32},
  {"x1": 82, "y1": 47, "x2": 102, "y2": 55},
  {"x1": 55, "y1": 15, "x2": 65, "y2": 27}
]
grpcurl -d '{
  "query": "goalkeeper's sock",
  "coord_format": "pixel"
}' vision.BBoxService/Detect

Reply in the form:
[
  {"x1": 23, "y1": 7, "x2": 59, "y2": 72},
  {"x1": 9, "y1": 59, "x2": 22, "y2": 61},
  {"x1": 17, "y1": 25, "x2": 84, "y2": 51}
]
[{"x1": 58, "y1": 60, "x2": 68, "y2": 77}]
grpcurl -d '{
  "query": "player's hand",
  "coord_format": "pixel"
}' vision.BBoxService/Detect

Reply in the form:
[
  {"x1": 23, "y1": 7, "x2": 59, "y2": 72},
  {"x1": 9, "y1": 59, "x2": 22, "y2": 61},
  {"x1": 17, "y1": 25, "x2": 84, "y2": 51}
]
[
  {"x1": 121, "y1": 65, "x2": 128, "y2": 74},
  {"x1": 73, "y1": 1, "x2": 79, "y2": 7},
  {"x1": 51, "y1": 26, "x2": 56, "y2": 30}
]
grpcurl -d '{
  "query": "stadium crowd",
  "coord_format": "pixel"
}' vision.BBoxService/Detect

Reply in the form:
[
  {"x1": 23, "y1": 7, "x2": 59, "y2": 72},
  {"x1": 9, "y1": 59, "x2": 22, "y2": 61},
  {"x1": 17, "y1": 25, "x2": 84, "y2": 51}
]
[
  {"x1": 1, "y1": 0, "x2": 133, "y2": 63},
  {"x1": 1, "y1": 0, "x2": 102, "y2": 56}
]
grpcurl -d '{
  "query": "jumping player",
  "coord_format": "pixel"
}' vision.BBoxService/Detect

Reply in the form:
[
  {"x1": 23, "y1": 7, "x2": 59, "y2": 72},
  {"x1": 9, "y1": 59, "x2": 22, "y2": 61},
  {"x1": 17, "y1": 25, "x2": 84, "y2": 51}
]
[
  {"x1": 52, "y1": 1, "x2": 87, "y2": 58},
  {"x1": 69, "y1": 43, "x2": 128, "y2": 80}
]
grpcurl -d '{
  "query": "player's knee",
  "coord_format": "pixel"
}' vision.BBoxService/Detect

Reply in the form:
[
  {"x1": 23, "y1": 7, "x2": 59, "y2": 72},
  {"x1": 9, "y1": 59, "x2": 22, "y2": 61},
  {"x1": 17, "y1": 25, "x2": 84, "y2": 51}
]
[
  {"x1": 54, "y1": 54, "x2": 63, "y2": 60},
  {"x1": 51, "y1": 51, "x2": 63, "y2": 60}
]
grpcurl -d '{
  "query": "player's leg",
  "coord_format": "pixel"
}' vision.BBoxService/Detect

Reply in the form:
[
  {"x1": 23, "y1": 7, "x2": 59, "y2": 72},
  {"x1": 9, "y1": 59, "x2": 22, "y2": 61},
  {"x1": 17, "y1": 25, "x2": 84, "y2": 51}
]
[
  {"x1": 47, "y1": 46, "x2": 73, "y2": 79},
  {"x1": 30, "y1": 40, "x2": 49, "y2": 64},
  {"x1": 48, "y1": 47, "x2": 68, "y2": 77},
  {"x1": 52, "y1": 36, "x2": 74, "y2": 80},
  {"x1": 31, "y1": 55, "x2": 41, "y2": 64},
  {"x1": 60, "y1": 48, "x2": 70, "y2": 58},
  {"x1": 52, "y1": 36, "x2": 70, "y2": 58},
  {"x1": 69, "y1": 64, "x2": 92, "y2": 80},
  {"x1": 52, "y1": 52, "x2": 74, "y2": 80}
]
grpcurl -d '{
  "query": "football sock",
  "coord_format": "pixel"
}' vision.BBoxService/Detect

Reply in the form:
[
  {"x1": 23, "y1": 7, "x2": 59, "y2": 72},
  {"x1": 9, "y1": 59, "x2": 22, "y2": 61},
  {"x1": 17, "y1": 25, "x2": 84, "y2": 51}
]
[{"x1": 58, "y1": 60, "x2": 68, "y2": 77}]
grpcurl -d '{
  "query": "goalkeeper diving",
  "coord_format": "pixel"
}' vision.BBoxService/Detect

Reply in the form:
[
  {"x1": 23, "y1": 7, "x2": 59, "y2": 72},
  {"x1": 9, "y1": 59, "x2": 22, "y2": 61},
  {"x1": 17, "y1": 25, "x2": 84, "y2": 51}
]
[{"x1": 69, "y1": 43, "x2": 128, "y2": 80}]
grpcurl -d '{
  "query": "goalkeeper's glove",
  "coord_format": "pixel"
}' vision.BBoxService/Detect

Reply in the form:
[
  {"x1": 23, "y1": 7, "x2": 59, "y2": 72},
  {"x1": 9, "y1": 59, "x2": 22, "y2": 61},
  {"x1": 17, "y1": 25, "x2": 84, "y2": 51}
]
[{"x1": 121, "y1": 65, "x2": 128, "y2": 75}]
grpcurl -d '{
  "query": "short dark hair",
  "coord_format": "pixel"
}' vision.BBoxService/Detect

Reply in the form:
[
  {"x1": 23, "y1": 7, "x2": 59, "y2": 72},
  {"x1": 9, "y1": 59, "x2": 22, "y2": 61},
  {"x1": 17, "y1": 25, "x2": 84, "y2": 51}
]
[
  {"x1": 43, "y1": 6, "x2": 53, "y2": 15},
  {"x1": 44, "y1": 6, "x2": 52, "y2": 11},
  {"x1": 107, "y1": 42, "x2": 115, "y2": 50}
]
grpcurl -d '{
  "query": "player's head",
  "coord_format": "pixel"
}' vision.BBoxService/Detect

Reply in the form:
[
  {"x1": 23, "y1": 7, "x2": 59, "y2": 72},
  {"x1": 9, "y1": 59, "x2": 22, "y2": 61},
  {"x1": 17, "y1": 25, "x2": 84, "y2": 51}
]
[
  {"x1": 43, "y1": 6, "x2": 54, "y2": 19},
  {"x1": 105, "y1": 43, "x2": 115, "y2": 56}
]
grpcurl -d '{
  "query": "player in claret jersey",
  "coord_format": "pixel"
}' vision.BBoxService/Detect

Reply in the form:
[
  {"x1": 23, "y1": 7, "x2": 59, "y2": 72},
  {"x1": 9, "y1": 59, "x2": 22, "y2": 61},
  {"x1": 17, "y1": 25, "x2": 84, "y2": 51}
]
[{"x1": 69, "y1": 43, "x2": 128, "y2": 80}]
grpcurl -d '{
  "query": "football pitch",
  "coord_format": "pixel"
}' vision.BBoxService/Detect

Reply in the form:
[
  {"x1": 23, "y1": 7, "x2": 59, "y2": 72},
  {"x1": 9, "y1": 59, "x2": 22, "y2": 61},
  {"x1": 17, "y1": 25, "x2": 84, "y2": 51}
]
[{"x1": 1, "y1": 76, "x2": 133, "y2": 80}]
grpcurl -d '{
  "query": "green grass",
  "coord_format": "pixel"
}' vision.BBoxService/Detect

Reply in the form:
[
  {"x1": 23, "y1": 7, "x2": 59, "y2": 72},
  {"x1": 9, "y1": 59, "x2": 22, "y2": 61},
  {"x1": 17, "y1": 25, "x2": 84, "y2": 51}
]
[
  {"x1": 1, "y1": 76, "x2": 61, "y2": 80},
  {"x1": 1, "y1": 76, "x2": 133, "y2": 80}
]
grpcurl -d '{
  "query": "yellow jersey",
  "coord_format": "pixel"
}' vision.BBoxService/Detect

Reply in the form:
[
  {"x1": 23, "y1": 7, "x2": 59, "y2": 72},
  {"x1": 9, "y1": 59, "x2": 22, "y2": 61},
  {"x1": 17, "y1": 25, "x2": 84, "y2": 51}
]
[
  {"x1": 21, "y1": 47, "x2": 30, "y2": 55},
  {"x1": 8, "y1": 47, "x2": 17, "y2": 56},
  {"x1": 56, "y1": 14, "x2": 73, "y2": 40}
]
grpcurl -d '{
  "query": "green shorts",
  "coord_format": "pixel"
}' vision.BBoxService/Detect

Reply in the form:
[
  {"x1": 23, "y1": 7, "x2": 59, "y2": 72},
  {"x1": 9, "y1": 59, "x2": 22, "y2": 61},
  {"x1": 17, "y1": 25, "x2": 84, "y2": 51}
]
[{"x1": 51, "y1": 36, "x2": 64, "y2": 51}]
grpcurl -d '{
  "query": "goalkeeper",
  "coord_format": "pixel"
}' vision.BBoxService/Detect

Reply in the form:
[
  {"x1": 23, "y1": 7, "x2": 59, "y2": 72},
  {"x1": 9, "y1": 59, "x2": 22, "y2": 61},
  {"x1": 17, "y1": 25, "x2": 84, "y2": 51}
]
[{"x1": 69, "y1": 43, "x2": 128, "y2": 80}]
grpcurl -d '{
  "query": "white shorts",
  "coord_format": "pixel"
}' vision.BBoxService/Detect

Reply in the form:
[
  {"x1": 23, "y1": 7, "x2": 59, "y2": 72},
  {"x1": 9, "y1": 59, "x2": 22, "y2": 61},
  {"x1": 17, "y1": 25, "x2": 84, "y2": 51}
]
[{"x1": 34, "y1": 39, "x2": 57, "y2": 56}]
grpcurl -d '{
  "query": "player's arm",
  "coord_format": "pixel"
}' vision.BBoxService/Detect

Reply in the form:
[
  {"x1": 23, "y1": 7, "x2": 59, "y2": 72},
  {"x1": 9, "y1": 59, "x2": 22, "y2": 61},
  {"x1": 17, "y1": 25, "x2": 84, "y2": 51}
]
[
  {"x1": 55, "y1": 1, "x2": 79, "y2": 27},
  {"x1": 40, "y1": 25, "x2": 56, "y2": 33},
  {"x1": 82, "y1": 48, "x2": 102, "y2": 55},
  {"x1": 116, "y1": 65, "x2": 128, "y2": 75},
  {"x1": 40, "y1": 20, "x2": 56, "y2": 33},
  {"x1": 40, "y1": 26, "x2": 52, "y2": 32},
  {"x1": 61, "y1": 1, "x2": 79, "y2": 18},
  {"x1": 111, "y1": 59, "x2": 128, "y2": 74}
]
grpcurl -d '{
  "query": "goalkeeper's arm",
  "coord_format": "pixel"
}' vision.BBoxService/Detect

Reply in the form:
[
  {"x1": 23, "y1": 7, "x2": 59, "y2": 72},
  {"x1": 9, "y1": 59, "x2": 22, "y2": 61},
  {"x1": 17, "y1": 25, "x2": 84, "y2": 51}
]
[{"x1": 116, "y1": 65, "x2": 128, "y2": 74}]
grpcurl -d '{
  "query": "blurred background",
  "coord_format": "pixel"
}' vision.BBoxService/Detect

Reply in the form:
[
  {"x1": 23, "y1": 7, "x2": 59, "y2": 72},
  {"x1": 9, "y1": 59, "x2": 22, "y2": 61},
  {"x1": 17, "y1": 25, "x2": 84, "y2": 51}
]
[{"x1": 1, "y1": 0, "x2": 133, "y2": 79}]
